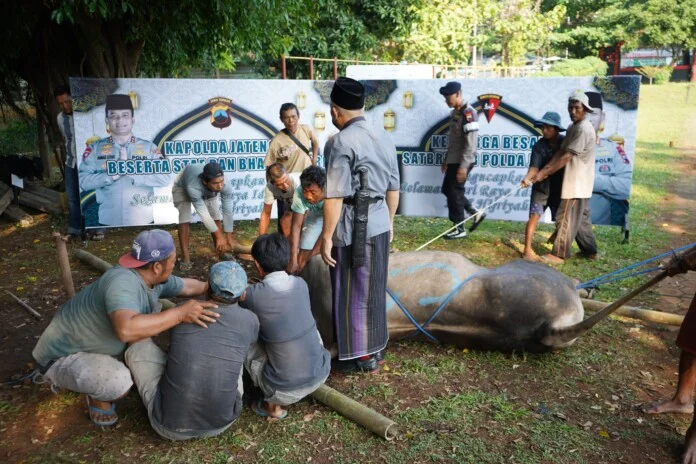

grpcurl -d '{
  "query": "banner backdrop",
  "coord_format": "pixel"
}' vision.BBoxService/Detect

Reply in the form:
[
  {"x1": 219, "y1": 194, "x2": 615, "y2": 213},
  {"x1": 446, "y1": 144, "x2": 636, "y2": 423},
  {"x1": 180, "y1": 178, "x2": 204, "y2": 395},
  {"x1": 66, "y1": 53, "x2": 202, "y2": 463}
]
[{"x1": 70, "y1": 76, "x2": 640, "y2": 229}]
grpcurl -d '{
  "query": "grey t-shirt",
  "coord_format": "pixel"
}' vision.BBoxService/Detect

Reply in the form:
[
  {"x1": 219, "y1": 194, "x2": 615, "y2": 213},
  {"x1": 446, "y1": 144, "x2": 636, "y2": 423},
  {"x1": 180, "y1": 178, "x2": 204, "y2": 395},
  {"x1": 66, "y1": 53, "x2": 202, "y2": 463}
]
[
  {"x1": 240, "y1": 271, "x2": 330, "y2": 392},
  {"x1": 32, "y1": 266, "x2": 184, "y2": 366},
  {"x1": 324, "y1": 117, "x2": 400, "y2": 247},
  {"x1": 153, "y1": 304, "x2": 259, "y2": 433},
  {"x1": 172, "y1": 163, "x2": 235, "y2": 233},
  {"x1": 560, "y1": 118, "x2": 596, "y2": 199}
]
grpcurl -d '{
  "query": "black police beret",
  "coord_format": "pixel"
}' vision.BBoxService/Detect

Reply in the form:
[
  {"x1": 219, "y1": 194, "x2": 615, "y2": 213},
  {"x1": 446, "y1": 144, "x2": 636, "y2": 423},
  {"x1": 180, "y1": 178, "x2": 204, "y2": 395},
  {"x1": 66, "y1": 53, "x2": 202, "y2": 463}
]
[{"x1": 439, "y1": 81, "x2": 461, "y2": 96}]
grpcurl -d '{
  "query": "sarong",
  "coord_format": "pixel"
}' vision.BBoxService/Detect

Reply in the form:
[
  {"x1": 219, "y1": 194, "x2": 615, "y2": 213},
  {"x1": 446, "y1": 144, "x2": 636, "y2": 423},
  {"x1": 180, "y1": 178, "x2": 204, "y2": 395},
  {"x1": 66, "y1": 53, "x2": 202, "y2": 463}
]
[{"x1": 330, "y1": 231, "x2": 390, "y2": 360}]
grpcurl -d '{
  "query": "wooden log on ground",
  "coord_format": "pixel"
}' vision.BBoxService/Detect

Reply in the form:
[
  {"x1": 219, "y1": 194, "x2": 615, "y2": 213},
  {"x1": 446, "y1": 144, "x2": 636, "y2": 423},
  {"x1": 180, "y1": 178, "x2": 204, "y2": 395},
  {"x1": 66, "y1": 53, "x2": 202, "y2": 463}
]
[
  {"x1": 17, "y1": 190, "x2": 62, "y2": 215},
  {"x1": 2, "y1": 204, "x2": 34, "y2": 227},
  {"x1": 581, "y1": 298, "x2": 684, "y2": 326},
  {"x1": 233, "y1": 242, "x2": 252, "y2": 254},
  {"x1": 53, "y1": 233, "x2": 75, "y2": 298},
  {"x1": 311, "y1": 384, "x2": 398, "y2": 440},
  {"x1": 0, "y1": 186, "x2": 13, "y2": 216},
  {"x1": 24, "y1": 181, "x2": 62, "y2": 204},
  {"x1": 73, "y1": 249, "x2": 175, "y2": 310}
]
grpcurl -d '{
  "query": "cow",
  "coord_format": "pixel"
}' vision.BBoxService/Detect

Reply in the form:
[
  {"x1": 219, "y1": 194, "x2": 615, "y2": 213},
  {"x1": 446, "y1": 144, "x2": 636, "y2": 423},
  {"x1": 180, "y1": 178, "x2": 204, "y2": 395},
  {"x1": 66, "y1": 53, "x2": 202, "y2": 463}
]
[{"x1": 304, "y1": 251, "x2": 585, "y2": 353}]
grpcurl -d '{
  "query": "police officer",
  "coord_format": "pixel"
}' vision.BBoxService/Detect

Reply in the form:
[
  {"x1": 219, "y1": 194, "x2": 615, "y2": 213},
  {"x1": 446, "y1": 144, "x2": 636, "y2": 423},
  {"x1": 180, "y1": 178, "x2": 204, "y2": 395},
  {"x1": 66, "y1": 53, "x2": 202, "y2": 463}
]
[
  {"x1": 439, "y1": 81, "x2": 485, "y2": 239},
  {"x1": 585, "y1": 91, "x2": 633, "y2": 229},
  {"x1": 79, "y1": 94, "x2": 173, "y2": 227}
]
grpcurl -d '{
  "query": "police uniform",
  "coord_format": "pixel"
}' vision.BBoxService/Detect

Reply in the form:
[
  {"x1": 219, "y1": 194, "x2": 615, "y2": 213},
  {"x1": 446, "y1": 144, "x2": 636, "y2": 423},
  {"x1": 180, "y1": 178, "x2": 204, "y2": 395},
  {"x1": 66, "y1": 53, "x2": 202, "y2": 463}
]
[
  {"x1": 79, "y1": 135, "x2": 172, "y2": 226},
  {"x1": 590, "y1": 137, "x2": 632, "y2": 226}
]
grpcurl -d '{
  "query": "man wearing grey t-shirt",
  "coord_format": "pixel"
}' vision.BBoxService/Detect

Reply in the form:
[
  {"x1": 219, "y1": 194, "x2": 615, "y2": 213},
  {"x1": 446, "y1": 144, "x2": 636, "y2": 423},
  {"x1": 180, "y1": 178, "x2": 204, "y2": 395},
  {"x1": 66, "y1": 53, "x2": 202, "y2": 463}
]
[{"x1": 529, "y1": 90, "x2": 599, "y2": 264}]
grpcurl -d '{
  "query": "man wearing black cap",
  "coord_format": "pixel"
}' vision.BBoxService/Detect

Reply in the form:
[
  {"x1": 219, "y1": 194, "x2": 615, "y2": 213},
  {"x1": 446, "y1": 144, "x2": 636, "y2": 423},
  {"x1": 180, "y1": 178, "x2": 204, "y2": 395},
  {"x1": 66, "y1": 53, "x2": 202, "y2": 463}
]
[
  {"x1": 79, "y1": 94, "x2": 173, "y2": 227},
  {"x1": 171, "y1": 161, "x2": 236, "y2": 270},
  {"x1": 32, "y1": 229, "x2": 217, "y2": 427},
  {"x1": 320, "y1": 77, "x2": 400, "y2": 374},
  {"x1": 585, "y1": 91, "x2": 633, "y2": 231},
  {"x1": 439, "y1": 81, "x2": 485, "y2": 239},
  {"x1": 531, "y1": 90, "x2": 599, "y2": 264}
]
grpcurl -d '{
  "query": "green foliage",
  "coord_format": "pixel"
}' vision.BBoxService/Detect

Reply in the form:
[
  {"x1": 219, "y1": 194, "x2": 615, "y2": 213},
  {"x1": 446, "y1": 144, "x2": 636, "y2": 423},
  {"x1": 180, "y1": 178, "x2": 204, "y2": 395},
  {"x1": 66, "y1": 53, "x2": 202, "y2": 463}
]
[
  {"x1": 0, "y1": 118, "x2": 37, "y2": 155},
  {"x1": 636, "y1": 65, "x2": 673, "y2": 85},
  {"x1": 548, "y1": 56, "x2": 608, "y2": 76}
]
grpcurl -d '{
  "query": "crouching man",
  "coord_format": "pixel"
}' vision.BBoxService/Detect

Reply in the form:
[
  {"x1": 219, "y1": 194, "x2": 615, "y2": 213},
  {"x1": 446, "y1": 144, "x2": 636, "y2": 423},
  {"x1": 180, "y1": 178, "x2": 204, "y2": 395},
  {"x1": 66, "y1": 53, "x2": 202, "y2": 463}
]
[
  {"x1": 126, "y1": 261, "x2": 259, "y2": 440},
  {"x1": 241, "y1": 233, "x2": 330, "y2": 419},
  {"x1": 32, "y1": 230, "x2": 217, "y2": 426}
]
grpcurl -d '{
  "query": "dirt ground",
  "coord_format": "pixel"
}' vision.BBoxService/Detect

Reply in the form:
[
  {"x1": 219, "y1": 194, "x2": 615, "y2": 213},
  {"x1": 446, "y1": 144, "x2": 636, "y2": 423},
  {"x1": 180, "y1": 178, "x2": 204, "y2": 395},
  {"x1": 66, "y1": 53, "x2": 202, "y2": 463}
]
[{"x1": 0, "y1": 145, "x2": 694, "y2": 463}]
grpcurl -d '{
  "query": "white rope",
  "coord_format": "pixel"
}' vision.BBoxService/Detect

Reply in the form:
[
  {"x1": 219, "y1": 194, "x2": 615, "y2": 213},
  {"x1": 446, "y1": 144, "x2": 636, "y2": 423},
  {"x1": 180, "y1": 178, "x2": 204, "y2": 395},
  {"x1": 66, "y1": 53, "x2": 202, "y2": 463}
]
[{"x1": 414, "y1": 185, "x2": 528, "y2": 251}]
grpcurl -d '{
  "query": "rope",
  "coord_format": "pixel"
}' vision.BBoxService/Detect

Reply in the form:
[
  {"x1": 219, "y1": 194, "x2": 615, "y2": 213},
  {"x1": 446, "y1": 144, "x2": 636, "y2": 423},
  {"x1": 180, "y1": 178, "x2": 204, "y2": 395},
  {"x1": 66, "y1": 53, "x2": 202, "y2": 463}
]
[
  {"x1": 415, "y1": 186, "x2": 526, "y2": 251},
  {"x1": 2, "y1": 368, "x2": 47, "y2": 386},
  {"x1": 387, "y1": 271, "x2": 483, "y2": 343},
  {"x1": 575, "y1": 242, "x2": 696, "y2": 290}
]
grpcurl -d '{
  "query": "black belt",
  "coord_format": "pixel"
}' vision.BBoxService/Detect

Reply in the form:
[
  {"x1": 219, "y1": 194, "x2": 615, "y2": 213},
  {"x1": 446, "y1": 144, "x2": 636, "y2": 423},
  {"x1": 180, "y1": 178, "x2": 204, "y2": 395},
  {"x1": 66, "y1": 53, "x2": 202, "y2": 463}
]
[{"x1": 343, "y1": 197, "x2": 383, "y2": 206}]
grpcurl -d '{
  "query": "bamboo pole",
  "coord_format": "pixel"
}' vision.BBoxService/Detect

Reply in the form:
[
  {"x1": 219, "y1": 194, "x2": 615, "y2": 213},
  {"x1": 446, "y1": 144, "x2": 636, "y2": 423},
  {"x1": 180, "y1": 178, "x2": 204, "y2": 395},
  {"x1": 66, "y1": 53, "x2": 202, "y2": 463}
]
[
  {"x1": 581, "y1": 298, "x2": 684, "y2": 326},
  {"x1": 311, "y1": 384, "x2": 399, "y2": 440},
  {"x1": 53, "y1": 232, "x2": 75, "y2": 298}
]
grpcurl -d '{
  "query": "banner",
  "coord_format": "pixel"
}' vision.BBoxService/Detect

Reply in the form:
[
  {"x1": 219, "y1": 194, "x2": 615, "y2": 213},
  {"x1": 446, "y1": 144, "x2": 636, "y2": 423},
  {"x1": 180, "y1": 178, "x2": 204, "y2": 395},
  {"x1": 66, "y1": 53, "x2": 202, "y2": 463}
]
[{"x1": 70, "y1": 76, "x2": 640, "y2": 228}]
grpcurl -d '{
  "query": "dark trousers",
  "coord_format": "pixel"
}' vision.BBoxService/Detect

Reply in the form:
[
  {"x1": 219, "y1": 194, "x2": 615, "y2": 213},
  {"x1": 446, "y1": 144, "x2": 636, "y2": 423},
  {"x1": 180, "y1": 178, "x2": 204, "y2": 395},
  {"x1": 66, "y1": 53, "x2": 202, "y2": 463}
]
[
  {"x1": 64, "y1": 166, "x2": 82, "y2": 235},
  {"x1": 551, "y1": 198, "x2": 598, "y2": 259},
  {"x1": 441, "y1": 164, "x2": 476, "y2": 224},
  {"x1": 276, "y1": 200, "x2": 287, "y2": 232}
]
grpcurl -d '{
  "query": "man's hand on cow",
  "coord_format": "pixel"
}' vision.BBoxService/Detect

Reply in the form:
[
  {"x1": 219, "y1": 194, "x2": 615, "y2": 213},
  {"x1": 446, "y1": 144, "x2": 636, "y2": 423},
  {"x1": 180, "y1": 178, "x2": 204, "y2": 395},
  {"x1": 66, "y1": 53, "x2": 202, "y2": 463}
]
[
  {"x1": 177, "y1": 300, "x2": 220, "y2": 328},
  {"x1": 320, "y1": 237, "x2": 336, "y2": 267},
  {"x1": 455, "y1": 167, "x2": 467, "y2": 184}
]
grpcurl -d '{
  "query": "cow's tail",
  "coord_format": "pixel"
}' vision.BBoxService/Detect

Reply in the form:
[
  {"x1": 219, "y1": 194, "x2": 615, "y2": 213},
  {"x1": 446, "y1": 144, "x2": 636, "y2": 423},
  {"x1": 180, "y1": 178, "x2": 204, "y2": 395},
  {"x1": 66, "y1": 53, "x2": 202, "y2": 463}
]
[{"x1": 540, "y1": 270, "x2": 670, "y2": 347}]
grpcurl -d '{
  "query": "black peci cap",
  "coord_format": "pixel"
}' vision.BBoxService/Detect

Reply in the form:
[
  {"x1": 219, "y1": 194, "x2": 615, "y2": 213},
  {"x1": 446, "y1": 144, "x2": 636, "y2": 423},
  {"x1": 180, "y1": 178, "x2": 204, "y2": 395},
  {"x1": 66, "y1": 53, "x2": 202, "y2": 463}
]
[{"x1": 330, "y1": 77, "x2": 365, "y2": 110}]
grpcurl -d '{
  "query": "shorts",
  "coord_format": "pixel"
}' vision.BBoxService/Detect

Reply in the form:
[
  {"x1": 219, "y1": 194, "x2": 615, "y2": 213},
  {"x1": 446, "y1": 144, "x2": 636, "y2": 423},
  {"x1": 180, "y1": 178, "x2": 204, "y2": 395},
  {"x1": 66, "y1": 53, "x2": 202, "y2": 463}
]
[
  {"x1": 676, "y1": 292, "x2": 696, "y2": 356},
  {"x1": 299, "y1": 209, "x2": 323, "y2": 250},
  {"x1": 172, "y1": 185, "x2": 221, "y2": 224},
  {"x1": 529, "y1": 202, "x2": 547, "y2": 217}
]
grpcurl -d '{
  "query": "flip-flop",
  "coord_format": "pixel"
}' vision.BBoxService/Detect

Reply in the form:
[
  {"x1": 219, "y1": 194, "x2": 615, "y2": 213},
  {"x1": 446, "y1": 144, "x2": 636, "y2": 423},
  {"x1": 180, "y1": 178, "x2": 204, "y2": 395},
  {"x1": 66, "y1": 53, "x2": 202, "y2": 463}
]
[
  {"x1": 86, "y1": 397, "x2": 118, "y2": 427},
  {"x1": 252, "y1": 399, "x2": 287, "y2": 420}
]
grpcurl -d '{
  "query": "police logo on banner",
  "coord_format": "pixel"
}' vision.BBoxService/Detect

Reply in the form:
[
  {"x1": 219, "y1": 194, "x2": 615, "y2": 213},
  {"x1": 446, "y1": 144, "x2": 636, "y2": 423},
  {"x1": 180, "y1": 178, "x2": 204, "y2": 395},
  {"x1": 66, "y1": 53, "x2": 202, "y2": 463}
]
[
  {"x1": 478, "y1": 94, "x2": 503, "y2": 123},
  {"x1": 208, "y1": 97, "x2": 233, "y2": 129}
]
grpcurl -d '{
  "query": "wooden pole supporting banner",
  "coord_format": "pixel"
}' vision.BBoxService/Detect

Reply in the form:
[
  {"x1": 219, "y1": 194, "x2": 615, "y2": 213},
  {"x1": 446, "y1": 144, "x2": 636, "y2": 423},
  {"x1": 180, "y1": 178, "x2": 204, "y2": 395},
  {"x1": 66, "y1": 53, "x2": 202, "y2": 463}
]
[
  {"x1": 53, "y1": 232, "x2": 75, "y2": 298},
  {"x1": 311, "y1": 384, "x2": 399, "y2": 440}
]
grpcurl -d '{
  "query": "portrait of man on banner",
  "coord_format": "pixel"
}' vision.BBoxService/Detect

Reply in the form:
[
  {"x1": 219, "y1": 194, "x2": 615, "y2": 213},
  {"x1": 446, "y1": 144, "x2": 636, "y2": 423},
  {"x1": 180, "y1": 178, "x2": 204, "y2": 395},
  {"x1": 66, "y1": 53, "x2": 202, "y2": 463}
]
[{"x1": 78, "y1": 94, "x2": 173, "y2": 228}]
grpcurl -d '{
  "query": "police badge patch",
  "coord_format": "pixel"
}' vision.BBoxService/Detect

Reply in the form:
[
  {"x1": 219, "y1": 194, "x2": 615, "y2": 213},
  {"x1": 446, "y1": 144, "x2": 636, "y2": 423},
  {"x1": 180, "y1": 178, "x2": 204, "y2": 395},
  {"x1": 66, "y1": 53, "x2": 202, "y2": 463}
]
[
  {"x1": 208, "y1": 97, "x2": 233, "y2": 129},
  {"x1": 477, "y1": 94, "x2": 503, "y2": 123}
]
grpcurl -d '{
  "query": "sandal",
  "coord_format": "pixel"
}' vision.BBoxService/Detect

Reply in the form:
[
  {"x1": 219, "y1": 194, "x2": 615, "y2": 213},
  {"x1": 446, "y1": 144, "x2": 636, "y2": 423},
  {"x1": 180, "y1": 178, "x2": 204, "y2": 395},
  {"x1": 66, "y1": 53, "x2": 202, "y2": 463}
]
[
  {"x1": 252, "y1": 399, "x2": 287, "y2": 419},
  {"x1": 86, "y1": 396, "x2": 118, "y2": 427},
  {"x1": 89, "y1": 232, "x2": 105, "y2": 241}
]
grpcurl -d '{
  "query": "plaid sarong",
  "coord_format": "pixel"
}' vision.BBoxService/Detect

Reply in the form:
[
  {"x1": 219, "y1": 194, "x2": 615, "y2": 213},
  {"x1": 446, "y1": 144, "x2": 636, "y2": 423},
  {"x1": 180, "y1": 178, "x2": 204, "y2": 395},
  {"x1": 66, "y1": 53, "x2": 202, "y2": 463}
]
[{"x1": 330, "y1": 231, "x2": 390, "y2": 360}]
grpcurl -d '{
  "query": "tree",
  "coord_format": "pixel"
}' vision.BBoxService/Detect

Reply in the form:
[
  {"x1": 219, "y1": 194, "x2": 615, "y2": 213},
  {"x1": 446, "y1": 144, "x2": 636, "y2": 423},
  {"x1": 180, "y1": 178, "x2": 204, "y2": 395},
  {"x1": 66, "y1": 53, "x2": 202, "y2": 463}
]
[
  {"x1": 0, "y1": 0, "x2": 315, "y2": 172},
  {"x1": 278, "y1": 0, "x2": 419, "y2": 79}
]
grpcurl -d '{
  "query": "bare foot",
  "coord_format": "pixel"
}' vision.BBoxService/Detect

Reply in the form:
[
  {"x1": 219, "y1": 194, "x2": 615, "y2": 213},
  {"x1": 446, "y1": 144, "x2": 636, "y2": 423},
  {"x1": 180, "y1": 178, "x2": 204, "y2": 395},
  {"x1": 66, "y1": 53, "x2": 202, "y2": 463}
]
[
  {"x1": 266, "y1": 402, "x2": 287, "y2": 419},
  {"x1": 683, "y1": 422, "x2": 696, "y2": 464},
  {"x1": 642, "y1": 398, "x2": 694, "y2": 415},
  {"x1": 523, "y1": 251, "x2": 540, "y2": 261},
  {"x1": 540, "y1": 254, "x2": 565, "y2": 264}
]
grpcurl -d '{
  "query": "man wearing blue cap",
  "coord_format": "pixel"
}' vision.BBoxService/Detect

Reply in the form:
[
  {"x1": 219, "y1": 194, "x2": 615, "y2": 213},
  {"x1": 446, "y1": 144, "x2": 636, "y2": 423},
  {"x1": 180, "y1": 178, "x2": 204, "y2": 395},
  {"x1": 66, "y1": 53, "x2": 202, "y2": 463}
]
[
  {"x1": 79, "y1": 94, "x2": 173, "y2": 227},
  {"x1": 32, "y1": 229, "x2": 217, "y2": 427},
  {"x1": 125, "y1": 261, "x2": 259, "y2": 440},
  {"x1": 439, "y1": 81, "x2": 486, "y2": 239},
  {"x1": 521, "y1": 111, "x2": 566, "y2": 260},
  {"x1": 320, "y1": 77, "x2": 400, "y2": 374}
]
